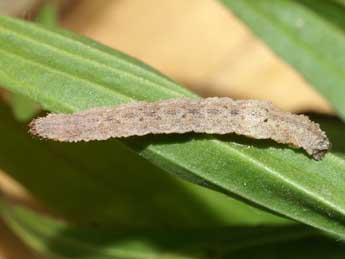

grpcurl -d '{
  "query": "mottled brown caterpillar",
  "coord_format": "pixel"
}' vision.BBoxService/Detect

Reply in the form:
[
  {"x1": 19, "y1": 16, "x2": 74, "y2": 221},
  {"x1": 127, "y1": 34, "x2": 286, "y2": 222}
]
[{"x1": 29, "y1": 97, "x2": 330, "y2": 160}]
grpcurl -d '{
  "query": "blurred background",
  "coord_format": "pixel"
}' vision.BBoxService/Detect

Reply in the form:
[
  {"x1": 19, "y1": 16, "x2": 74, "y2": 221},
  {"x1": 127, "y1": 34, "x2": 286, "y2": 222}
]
[{"x1": 0, "y1": 0, "x2": 333, "y2": 258}]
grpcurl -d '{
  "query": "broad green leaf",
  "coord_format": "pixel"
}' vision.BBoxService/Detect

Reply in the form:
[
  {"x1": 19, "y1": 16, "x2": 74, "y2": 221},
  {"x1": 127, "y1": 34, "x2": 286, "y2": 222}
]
[
  {"x1": 3, "y1": 200, "x2": 342, "y2": 259},
  {"x1": 0, "y1": 101, "x2": 284, "y2": 227},
  {"x1": 1, "y1": 16, "x2": 345, "y2": 237},
  {"x1": 10, "y1": 0, "x2": 57, "y2": 121},
  {"x1": 219, "y1": 0, "x2": 345, "y2": 120}
]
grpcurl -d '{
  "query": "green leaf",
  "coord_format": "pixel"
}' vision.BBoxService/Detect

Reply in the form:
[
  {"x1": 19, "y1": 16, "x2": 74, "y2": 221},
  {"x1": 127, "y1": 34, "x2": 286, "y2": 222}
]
[
  {"x1": 11, "y1": 93, "x2": 40, "y2": 121},
  {"x1": 35, "y1": 0, "x2": 58, "y2": 28},
  {"x1": 3, "y1": 200, "x2": 342, "y2": 259},
  {"x1": 219, "y1": 0, "x2": 345, "y2": 120},
  {"x1": 0, "y1": 16, "x2": 345, "y2": 237},
  {"x1": 0, "y1": 101, "x2": 283, "y2": 227},
  {"x1": 9, "y1": 0, "x2": 58, "y2": 122}
]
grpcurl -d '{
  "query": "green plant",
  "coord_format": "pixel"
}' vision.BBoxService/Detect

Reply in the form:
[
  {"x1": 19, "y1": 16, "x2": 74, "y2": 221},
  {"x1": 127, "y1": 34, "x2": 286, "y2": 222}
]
[{"x1": 1, "y1": 0, "x2": 345, "y2": 258}]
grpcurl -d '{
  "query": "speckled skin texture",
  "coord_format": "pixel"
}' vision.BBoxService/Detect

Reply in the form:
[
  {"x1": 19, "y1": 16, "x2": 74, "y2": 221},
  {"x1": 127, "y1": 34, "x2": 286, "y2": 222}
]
[{"x1": 29, "y1": 97, "x2": 330, "y2": 160}]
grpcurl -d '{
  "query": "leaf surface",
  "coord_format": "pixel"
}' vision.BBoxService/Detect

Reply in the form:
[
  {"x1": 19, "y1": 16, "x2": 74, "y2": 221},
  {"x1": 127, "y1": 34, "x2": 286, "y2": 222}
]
[
  {"x1": 10, "y1": 0, "x2": 57, "y2": 121},
  {"x1": 3, "y1": 201, "x2": 342, "y2": 259},
  {"x1": 220, "y1": 0, "x2": 345, "y2": 119},
  {"x1": 0, "y1": 16, "x2": 345, "y2": 237}
]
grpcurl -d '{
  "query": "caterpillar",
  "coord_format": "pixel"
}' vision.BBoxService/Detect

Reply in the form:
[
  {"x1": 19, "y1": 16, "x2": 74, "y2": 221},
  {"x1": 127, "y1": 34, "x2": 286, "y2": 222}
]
[{"x1": 29, "y1": 97, "x2": 330, "y2": 160}]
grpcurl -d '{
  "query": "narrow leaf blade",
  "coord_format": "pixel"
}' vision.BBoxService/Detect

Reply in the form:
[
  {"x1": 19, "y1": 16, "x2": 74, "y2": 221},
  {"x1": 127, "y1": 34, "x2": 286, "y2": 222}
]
[
  {"x1": 220, "y1": 0, "x2": 345, "y2": 120},
  {"x1": 3, "y1": 201, "x2": 340, "y2": 259},
  {"x1": 10, "y1": 0, "x2": 58, "y2": 121},
  {"x1": 1, "y1": 16, "x2": 345, "y2": 237}
]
